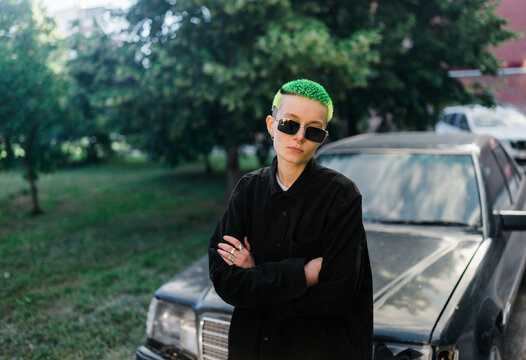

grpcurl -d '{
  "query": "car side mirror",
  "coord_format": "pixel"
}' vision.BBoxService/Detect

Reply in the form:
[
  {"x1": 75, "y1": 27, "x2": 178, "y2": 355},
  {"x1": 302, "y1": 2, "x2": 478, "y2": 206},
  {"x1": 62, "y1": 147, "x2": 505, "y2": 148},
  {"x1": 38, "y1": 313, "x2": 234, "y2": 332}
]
[{"x1": 493, "y1": 210, "x2": 526, "y2": 231}]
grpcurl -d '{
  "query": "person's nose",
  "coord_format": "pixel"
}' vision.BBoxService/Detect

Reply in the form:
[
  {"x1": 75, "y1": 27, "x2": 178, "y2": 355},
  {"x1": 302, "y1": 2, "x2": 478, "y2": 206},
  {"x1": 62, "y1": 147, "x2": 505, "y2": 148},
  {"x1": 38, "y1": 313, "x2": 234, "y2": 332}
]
[{"x1": 294, "y1": 126, "x2": 306, "y2": 142}]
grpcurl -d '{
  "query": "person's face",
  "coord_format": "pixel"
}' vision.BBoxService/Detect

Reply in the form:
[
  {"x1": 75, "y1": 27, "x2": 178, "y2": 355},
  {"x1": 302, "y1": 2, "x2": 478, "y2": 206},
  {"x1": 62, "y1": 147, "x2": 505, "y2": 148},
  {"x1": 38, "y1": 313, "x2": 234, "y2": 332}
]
[{"x1": 266, "y1": 94, "x2": 328, "y2": 167}]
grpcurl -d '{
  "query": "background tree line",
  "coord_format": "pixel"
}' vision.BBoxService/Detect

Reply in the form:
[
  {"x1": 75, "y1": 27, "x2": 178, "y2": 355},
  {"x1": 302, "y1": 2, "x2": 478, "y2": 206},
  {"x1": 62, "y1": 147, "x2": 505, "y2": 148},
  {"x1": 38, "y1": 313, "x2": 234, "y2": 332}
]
[{"x1": 0, "y1": 0, "x2": 516, "y2": 213}]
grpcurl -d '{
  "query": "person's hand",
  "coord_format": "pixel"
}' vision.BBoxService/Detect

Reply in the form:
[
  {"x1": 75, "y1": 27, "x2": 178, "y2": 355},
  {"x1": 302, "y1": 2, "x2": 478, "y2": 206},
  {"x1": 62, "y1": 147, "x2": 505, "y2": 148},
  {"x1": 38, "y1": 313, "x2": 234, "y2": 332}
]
[
  {"x1": 304, "y1": 257, "x2": 323, "y2": 287},
  {"x1": 217, "y1": 235, "x2": 255, "y2": 269}
]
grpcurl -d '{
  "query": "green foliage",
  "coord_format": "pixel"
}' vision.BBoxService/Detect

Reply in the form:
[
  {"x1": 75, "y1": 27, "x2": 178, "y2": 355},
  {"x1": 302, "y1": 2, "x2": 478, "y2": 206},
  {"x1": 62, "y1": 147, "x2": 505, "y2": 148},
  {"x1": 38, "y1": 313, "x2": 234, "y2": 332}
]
[
  {"x1": 1, "y1": 1, "x2": 73, "y2": 165},
  {"x1": 0, "y1": 0, "x2": 73, "y2": 212},
  {"x1": 0, "y1": 0, "x2": 62, "y2": 154},
  {"x1": 122, "y1": 0, "x2": 380, "y2": 166},
  {"x1": 65, "y1": 21, "x2": 142, "y2": 164}
]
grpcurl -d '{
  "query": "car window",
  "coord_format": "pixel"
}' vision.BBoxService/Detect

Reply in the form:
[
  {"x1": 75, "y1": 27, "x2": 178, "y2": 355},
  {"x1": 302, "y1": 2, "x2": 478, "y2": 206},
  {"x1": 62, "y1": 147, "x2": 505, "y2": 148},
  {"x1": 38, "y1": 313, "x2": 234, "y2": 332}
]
[
  {"x1": 445, "y1": 114, "x2": 455, "y2": 125},
  {"x1": 480, "y1": 149, "x2": 512, "y2": 209},
  {"x1": 457, "y1": 115, "x2": 470, "y2": 131},
  {"x1": 318, "y1": 153, "x2": 481, "y2": 226},
  {"x1": 472, "y1": 107, "x2": 526, "y2": 127},
  {"x1": 492, "y1": 144, "x2": 521, "y2": 201}
]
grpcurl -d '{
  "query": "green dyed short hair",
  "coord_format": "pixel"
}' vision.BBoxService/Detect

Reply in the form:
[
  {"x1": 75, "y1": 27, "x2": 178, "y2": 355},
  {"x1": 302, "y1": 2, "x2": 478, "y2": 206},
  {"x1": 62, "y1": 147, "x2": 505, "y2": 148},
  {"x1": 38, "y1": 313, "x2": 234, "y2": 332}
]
[{"x1": 272, "y1": 79, "x2": 333, "y2": 122}]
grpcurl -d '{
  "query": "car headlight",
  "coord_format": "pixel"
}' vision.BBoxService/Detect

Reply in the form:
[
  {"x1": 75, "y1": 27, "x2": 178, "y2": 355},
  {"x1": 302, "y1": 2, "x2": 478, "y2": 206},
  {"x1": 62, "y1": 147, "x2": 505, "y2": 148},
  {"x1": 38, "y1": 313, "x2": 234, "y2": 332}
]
[
  {"x1": 500, "y1": 140, "x2": 515, "y2": 151},
  {"x1": 374, "y1": 342, "x2": 432, "y2": 360},
  {"x1": 146, "y1": 297, "x2": 198, "y2": 356}
]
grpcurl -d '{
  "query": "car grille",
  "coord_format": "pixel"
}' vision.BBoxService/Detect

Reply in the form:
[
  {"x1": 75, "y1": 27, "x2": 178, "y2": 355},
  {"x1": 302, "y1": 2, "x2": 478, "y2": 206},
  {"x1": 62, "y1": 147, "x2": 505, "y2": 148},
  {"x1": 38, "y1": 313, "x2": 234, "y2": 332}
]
[
  {"x1": 200, "y1": 316, "x2": 230, "y2": 360},
  {"x1": 510, "y1": 140, "x2": 526, "y2": 150}
]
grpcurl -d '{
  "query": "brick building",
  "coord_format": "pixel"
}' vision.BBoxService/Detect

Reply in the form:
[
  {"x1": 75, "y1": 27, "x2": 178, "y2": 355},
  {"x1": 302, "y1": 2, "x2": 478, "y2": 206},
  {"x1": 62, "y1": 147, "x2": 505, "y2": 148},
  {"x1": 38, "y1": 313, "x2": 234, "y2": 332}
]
[{"x1": 449, "y1": 0, "x2": 526, "y2": 113}]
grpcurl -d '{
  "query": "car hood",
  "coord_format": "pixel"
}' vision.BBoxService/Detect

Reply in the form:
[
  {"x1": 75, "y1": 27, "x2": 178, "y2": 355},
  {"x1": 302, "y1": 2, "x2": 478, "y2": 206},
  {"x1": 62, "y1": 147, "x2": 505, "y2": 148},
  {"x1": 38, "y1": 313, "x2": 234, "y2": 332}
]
[
  {"x1": 472, "y1": 126, "x2": 526, "y2": 140},
  {"x1": 367, "y1": 224, "x2": 482, "y2": 343},
  {"x1": 155, "y1": 225, "x2": 483, "y2": 343}
]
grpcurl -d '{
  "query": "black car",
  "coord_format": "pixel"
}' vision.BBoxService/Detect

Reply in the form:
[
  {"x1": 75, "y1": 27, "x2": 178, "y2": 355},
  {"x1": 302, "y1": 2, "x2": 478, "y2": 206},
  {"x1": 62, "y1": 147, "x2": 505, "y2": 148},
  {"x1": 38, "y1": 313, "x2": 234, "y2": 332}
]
[{"x1": 136, "y1": 133, "x2": 526, "y2": 360}]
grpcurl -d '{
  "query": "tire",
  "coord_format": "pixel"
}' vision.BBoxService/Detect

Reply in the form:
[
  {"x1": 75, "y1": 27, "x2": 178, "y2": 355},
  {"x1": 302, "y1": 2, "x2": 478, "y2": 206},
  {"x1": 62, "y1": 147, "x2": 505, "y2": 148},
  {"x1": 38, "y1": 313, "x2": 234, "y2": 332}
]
[
  {"x1": 489, "y1": 344, "x2": 503, "y2": 360},
  {"x1": 488, "y1": 330, "x2": 505, "y2": 360}
]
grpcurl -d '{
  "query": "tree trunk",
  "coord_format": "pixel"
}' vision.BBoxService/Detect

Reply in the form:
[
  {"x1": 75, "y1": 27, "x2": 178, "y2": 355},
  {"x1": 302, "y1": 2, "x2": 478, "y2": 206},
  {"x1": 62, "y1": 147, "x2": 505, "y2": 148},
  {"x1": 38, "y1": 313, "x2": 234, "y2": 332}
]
[
  {"x1": 226, "y1": 147, "x2": 239, "y2": 199},
  {"x1": 204, "y1": 153, "x2": 212, "y2": 175},
  {"x1": 347, "y1": 116, "x2": 358, "y2": 136},
  {"x1": 86, "y1": 137, "x2": 99, "y2": 164},
  {"x1": 4, "y1": 134, "x2": 15, "y2": 170},
  {"x1": 24, "y1": 123, "x2": 44, "y2": 215}
]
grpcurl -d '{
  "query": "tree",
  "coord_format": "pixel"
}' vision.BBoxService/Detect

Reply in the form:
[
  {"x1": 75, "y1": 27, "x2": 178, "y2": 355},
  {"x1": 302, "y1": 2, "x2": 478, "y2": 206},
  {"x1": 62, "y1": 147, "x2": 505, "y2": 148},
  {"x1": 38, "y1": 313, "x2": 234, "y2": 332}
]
[
  {"x1": 124, "y1": 0, "x2": 380, "y2": 195},
  {"x1": 65, "y1": 19, "x2": 141, "y2": 164},
  {"x1": 300, "y1": 0, "x2": 517, "y2": 132},
  {"x1": 0, "y1": 0, "x2": 67, "y2": 214}
]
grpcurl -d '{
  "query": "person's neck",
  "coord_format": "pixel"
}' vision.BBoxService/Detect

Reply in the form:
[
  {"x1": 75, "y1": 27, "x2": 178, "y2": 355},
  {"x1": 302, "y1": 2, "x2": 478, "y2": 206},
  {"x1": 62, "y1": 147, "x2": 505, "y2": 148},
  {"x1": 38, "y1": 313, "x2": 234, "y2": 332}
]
[{"x1": 276, "y1": 156, "x2": 309, "y2": 188}]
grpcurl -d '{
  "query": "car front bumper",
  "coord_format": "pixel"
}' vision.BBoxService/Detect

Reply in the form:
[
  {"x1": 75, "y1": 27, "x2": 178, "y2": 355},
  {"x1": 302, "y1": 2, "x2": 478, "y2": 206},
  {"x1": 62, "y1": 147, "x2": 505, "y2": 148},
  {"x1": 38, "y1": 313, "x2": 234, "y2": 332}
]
[
  {"x1": 136, "y1": 345, "x2": 166, "y2": 360},
  {"x1": 136, "y1": 344, "x2": 197, "y2": 360}
]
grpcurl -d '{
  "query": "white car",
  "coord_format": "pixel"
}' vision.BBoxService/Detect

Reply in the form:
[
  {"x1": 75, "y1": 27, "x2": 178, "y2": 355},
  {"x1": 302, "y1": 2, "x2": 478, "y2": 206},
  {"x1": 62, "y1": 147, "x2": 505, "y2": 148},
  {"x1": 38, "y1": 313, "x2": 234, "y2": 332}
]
[{"x1": 436, "y1": 105, "x2": 526, "y2": 162}]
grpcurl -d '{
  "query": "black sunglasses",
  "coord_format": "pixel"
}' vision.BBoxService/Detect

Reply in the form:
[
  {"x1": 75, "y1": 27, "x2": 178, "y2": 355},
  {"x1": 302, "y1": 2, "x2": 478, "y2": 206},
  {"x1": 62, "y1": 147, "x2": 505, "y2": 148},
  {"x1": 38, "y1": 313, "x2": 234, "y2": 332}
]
[{"x1": 276, "y1": 118, "x2": 328, "y2": 143}]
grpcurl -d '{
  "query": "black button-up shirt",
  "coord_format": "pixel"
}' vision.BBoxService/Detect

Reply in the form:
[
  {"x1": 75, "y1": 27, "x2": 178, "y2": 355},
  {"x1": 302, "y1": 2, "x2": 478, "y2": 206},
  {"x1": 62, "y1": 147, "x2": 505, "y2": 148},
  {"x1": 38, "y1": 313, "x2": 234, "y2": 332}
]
[{"x1": 209, "y1": 157, "x2": 373, "y2": 360}]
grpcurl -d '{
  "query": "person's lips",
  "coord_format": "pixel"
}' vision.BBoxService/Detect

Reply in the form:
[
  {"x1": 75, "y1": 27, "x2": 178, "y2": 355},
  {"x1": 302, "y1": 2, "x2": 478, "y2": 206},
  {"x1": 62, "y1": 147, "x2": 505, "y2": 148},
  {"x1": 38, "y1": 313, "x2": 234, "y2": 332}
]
[{"x1": 287, "y1": 146, "x2": 304, "y2": 154}]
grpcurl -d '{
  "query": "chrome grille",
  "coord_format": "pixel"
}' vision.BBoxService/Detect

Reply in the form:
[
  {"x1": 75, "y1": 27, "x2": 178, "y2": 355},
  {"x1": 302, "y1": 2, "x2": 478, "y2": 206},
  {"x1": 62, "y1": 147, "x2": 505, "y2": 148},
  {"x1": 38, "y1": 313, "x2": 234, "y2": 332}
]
[
  {"x1": 511, "y1": 140, "x2": 526, "y2": 150},
  {"x1": 200, "y1": 315, "x2": 230, "y2": 360}
]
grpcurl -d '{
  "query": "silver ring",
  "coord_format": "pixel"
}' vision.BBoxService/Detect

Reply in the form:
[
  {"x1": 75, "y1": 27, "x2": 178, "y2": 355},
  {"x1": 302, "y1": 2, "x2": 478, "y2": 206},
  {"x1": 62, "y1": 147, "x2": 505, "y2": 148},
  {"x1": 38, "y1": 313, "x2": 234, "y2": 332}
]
[
  {"x1": 237, "y1": 243, "x2": 245, "y2": 251},
  {"x1": 229, "y1": 254, "x2": 236, "y2": 263},
  {"x1": 230, "y1": 248, "x2": 237, "y2": 255}
]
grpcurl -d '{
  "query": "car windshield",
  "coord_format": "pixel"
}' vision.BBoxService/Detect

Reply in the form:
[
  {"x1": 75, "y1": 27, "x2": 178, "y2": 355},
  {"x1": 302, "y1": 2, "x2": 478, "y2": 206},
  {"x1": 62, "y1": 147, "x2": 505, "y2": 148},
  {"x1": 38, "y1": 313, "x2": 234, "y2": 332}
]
[
  {"x1": 318, "y1": 152, "x2": 481, "y2": 227},
  {"x1": 472, "y1": 107, "x2": 526, "y2": 127}
]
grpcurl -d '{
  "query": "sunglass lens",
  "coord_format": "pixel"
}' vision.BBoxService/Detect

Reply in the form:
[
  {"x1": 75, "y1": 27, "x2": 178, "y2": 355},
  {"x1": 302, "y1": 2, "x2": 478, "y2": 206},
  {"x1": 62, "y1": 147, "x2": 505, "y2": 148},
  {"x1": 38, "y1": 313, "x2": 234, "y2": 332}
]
[
  {"x1": 305, "y1": 127, "x2": 326, "y2": 143},
  {"x1": 277, "y1": 119, "x2": 300, "y2": 135}
]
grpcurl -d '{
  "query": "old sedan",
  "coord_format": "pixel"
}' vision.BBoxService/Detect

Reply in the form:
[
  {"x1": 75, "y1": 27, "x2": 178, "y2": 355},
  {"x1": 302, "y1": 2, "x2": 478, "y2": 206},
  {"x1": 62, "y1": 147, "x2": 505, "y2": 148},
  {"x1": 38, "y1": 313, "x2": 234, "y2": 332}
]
[{"x1": 136, "y1": 133, "x2": 526, "y2": 360}]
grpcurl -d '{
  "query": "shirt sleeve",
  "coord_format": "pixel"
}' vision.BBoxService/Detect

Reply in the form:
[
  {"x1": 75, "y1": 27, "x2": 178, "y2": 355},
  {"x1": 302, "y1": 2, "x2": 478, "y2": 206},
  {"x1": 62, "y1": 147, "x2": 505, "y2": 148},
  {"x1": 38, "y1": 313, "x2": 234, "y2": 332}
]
[
  {"x1": 271, "y1": 193, "x2": 368, "y2": 317},
  {"x1": 208, "y1": 177, "x2": 308, "y2": 308}
]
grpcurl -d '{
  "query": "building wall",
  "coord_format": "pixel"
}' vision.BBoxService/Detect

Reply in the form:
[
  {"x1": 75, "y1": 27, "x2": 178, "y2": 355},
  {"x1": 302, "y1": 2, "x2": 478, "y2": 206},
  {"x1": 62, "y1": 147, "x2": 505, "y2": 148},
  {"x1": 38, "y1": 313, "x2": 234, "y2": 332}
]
[
  {"x1": 461, "y1": 74, "x2": 526, "y2": 114},
  {"x1": 457, "y1": 0, "x2": 526, "y2": 112},
  {"x1": 493, "y1": 0, "x2": 526, "y2": 68}
]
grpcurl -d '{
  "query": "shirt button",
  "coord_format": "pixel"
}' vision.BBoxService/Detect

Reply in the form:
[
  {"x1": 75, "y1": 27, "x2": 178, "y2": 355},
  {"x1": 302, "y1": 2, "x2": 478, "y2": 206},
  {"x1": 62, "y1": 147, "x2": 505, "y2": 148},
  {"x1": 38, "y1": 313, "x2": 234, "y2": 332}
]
[
  {"x1": 282, "y1": 210, "x2": 287, "y2": 216},
  {"x1": 277, "y1": 243, "x2": 282, "y2": 248}
]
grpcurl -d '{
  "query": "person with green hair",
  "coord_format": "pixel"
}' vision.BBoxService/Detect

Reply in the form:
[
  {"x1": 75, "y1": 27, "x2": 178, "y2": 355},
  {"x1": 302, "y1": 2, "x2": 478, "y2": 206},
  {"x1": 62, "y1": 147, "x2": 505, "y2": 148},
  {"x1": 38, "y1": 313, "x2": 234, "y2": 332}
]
[{"x1": 209, "y1": 79, "x2": 373, "y2": 359}]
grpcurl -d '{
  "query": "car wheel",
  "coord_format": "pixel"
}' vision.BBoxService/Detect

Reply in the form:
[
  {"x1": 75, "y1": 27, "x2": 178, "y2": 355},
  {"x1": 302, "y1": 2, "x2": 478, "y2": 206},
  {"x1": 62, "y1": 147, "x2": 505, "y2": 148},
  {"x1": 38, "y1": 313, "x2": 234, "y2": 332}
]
[
  {"x1": 489, "y1": 344, "x2": 502, "y2": 360},
  {"x1": 488, "y1": 331, "x2": 504, "y2": 360}
]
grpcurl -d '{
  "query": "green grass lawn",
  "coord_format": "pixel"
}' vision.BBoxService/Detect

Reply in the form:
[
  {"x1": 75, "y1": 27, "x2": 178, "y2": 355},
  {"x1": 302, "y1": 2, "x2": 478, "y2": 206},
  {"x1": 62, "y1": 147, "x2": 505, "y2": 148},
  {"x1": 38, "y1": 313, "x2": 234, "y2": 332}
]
[{"x1": 0, "y1": 155, "x2": 264, "y2": 359}]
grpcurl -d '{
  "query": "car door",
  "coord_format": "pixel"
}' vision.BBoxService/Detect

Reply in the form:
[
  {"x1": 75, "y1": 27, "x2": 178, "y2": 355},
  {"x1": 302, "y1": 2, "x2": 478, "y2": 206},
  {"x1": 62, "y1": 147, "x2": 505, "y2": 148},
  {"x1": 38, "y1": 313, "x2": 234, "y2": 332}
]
[{"x1": 491, "y1": 144, "x2": 526, "y2": 325}]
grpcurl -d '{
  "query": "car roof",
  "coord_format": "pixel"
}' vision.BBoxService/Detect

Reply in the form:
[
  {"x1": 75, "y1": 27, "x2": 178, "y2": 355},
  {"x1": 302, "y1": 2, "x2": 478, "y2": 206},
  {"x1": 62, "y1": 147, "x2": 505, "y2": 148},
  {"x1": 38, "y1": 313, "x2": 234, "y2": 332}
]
[
  {"x1": 319, "y1": 132, "x2": 493, "y2": 154},
  {"x1": 442, "y1": 104, "x2": 513, "y2": 114}
]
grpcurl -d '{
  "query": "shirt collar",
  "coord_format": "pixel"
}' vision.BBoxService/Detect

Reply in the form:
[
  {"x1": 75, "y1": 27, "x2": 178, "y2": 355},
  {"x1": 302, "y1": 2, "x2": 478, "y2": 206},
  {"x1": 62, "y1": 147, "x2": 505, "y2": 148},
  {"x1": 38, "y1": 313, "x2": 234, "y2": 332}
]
[{"x1": 269, "y1": 156, "x2": 317, "y2": 198}]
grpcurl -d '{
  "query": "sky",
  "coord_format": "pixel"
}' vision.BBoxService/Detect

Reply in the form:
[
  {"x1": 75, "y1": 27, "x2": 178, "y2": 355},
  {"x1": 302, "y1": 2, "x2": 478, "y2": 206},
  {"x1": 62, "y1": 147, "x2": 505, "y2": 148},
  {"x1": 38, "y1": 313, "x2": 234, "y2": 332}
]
[{"x1": 39, "y1": 0, "x2": 134, "y2": 15}]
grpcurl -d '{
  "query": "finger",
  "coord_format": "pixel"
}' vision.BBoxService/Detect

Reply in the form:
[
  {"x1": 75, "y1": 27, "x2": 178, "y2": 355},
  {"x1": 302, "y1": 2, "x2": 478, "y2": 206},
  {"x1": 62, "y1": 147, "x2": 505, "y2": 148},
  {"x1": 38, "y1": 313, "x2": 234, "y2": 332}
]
[
  {"x1": 244, "y1": 236, "x2": 251, "y2": 251},
  {"x1": 220, "y1": 256, "x2": 231, "y2": 265},
  {"x1": 218, "y1": 243, "x2": 236, "y2": 254},
  {"x1": 223, "y1": 235, "x2": 241, "y2": 248},
  {"x1": 217, "y1": 245, "x2": 244, "y2": 263},
  {"x1": 217, "y1": 249, "x2": 234, "y2": 266}
]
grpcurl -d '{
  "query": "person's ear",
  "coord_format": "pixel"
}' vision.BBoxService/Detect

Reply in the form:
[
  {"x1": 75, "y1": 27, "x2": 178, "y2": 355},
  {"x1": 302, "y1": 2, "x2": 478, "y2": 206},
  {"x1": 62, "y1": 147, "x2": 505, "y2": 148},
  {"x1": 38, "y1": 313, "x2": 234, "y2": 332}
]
[{"x1": 266, "y1": 115, "x2": 274, "y2": 139}]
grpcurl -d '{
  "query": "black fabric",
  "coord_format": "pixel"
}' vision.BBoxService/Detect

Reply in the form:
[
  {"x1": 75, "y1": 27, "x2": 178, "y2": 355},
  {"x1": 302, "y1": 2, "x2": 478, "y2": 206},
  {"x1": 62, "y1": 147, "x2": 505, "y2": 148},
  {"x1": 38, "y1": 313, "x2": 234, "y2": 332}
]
[{"x1": 209, "y1": 156, "x2": 373, "y2": 360}]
